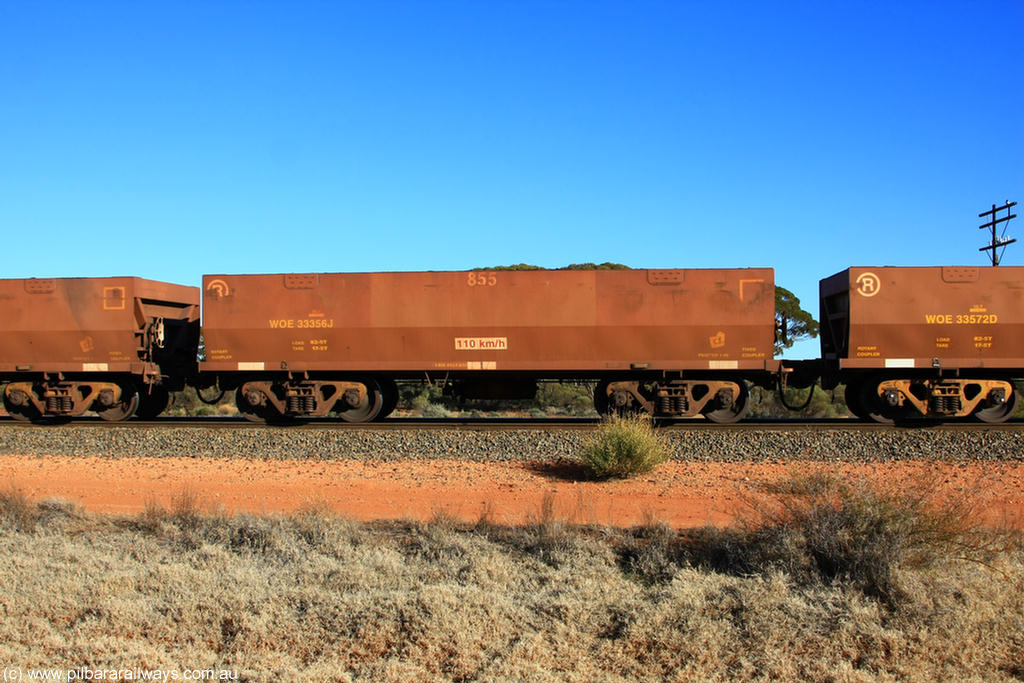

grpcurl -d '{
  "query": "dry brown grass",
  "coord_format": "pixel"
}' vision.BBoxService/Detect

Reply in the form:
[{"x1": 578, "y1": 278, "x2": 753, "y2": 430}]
[
  {"x1": 732, "y1": 469, "x2": 1023, "y2": 603},
  {"x1": 1, "y1": 475, "x2": 1022, "y2": 682},
  {"x1": 0, "y1": 484, "x2": 38, "y2": 532}
]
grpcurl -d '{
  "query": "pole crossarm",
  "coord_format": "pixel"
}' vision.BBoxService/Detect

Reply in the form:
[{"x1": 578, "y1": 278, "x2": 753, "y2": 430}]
[{"x1": 978, "y1": 201, "x2": 1017, "y2": 266}]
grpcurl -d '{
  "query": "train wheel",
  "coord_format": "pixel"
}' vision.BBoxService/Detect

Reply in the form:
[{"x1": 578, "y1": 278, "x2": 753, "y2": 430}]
[
  {"x1": 338, "y1": 378, "x2": 383, "y2": 423},
  {"x1": 3, "y1": 389, "x2": 41, "y2": 422},
  {"x1": 703, "y1": 381, "x2": 750, "y2": 424},
  {"x1": 843, "y1": 380, "x2": 868, "y2": 420},
  {"x1": 136, "y1": 386, "x2": 170, "y2": 420},
  {"x1": 858, "y1": 378, "x2": 902, "y2": 424},
  {"x1": 96, "y1": 385, "x2": 140, "y2": 422},
  {"x1": 592, "y1": 380, "x2": 653, "y2": 417},
  {"x1": 235, "y1": 386, "x2": 276, "y2": 423},
  {"x1": 374, "y1": 379, "x2": 399, "y2": 421},
  {"x1": 4, "y1": 407, "x2": 34, "y2": 422},
  {"x1": 974, "y1": 385, "x2": 1019, "y2": 424}
]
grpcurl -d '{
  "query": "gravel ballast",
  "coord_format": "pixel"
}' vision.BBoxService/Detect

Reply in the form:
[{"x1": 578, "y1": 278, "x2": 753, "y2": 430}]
[{"x1": 1, "y1": 422, "x2": 1021, "y2": 462}]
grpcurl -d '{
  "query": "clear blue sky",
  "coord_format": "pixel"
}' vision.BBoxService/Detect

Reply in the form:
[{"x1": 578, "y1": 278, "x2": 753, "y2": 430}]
[{"x1": 2, "y1": 1, "x2": 1021, "y2": 359}]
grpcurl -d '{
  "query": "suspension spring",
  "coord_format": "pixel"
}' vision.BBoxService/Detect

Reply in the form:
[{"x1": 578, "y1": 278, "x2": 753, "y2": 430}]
[
  {"x1": 657, "y1": 394, "x2": 688, "y2": 415},
  {"x1": 46, "y1": 395, "x2": 73, "y2": 413},
  {"x1": 930, "y1": 394, "x2": 961, "y2": 415},
  {"x1": 286, "y1": 394, "x2": 316, "y2": 414}
]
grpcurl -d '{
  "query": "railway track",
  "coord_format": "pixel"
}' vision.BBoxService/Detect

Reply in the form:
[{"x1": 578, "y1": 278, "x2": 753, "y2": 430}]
[
  {"x1": 4, "y1": 410, "x2": 1022, "y2": 466},
  {"x1": 2, "y1": 414, "x2": 1023, "y2": 432}
]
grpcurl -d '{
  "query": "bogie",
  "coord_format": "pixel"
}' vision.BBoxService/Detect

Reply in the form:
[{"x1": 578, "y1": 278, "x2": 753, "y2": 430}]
[
  {"x1": 232, "y1": 378, "x2": 384, "y2": 423},
  {"x1": 2, "y1": 379, "x2": 140, "y2": 422},
  {"x1": 592, "y1": 379, "x2": 751, "y2": 422},
  {"x1": 854, "y1": 376, "x2": 1016, "y2": 423}
]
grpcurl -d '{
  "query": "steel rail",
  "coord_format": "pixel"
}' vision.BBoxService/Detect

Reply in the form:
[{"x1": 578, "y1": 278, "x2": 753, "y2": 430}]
[{"x1": 2, "y1": 415, "x2": 1022, "y2": 432}]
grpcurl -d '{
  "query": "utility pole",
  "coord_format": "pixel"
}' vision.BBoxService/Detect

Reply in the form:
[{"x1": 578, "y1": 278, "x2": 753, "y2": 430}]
[{"x1": 978, "y1": 201, "x2": 1017, "y2": 265}]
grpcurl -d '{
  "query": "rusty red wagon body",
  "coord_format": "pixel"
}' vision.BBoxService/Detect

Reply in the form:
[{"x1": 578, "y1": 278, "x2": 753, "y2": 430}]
[
  {"x1": 200, "y1": 268, "x2": 777, "y2": 422},
  {"x1": 819, "y1": 266, "x2": 1024, "y2": 421},
  {"x1": 0, "y1": 277, "x2": 200, "y2": 420}
]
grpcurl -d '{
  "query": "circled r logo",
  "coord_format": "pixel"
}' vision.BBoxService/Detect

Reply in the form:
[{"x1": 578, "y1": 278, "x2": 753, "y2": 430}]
[
  {"x1": 855, "y1": 272, "x2": 881, "y2": 297},
  {"x1": 206, "y1": 279, "x2": 230, "y2": 298}
]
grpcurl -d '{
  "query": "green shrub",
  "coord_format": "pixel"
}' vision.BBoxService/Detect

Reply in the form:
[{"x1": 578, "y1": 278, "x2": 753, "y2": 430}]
[
  {"x1": 167, "y1": 385, "x2": 236, "y2": 417},
  {"x1": 534, "y1": 381, "x2": 596, "y2": 415},
  {"x1": 747, "y1": 383, "x2": 852, "y2": 418},
  {"x1": 1013, "y1": 381, "x2": 1024, "y2": 418},
  {"x1": 579, "y1": 414, "x2": 669, "y2": 479},
  {"x1": 406, "y1": 383, "x2": 454, "y2": 417}
]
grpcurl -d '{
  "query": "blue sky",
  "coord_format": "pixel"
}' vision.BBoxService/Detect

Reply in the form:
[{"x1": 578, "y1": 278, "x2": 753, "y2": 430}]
[{"x1": 2, "y1": 1, "x2": 1021, "y2": 359}]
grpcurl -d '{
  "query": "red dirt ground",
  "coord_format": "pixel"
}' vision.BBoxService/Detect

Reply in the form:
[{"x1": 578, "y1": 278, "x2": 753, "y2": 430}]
[{"x1": 3, "y1": 455, "x2": 1024, "y2": 528}]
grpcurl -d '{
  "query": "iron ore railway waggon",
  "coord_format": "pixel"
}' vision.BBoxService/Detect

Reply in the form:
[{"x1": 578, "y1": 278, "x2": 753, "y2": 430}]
[
  {"x1": 200, "y1": 268, "x2": 775, "y2": 423},
  {"x1": 819, "y1": 266, "x2": 1024, "y2": 423},
  {"x1": 0, "y1": 277, "x2": 200, "y2": 421},
  {"x1": 1, "y1": 265, "x2": 1021, "y2": 424}
]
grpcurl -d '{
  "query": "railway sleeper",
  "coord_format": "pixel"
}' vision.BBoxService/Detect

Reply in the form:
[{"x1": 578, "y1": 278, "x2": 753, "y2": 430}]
[
  {"x1": 3, "y1": 379, "x2": 140, "y2": 421},
  {"x1": 869, "y1": 378, "x2": 1015, "y2": 421}
]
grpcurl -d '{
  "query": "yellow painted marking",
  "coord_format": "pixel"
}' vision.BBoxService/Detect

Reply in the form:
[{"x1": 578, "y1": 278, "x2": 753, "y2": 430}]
[
  {"x1": 924, "y1": 313, "x2": 998, "y2": 324},
  {"x1": 738, "y1": 279, "x2": 765, "y2": 301},
  {"x1": 855, "y1": 345, "x2": 881, "y2": 358},
  {"x1": 269, "y1": 318, "x2": 335, "y2": 329},
  {"x1": 103, "y1": 286, "x2": 126, "y2": 310},
  {"x1": 467, "y1": 271, "x2": 498, "y2": 287},
  {"x1": 206, "y1": 279, "x2": 230, "y2": 297},
  {"x1": 855, "y1": 272, "x2": 881, "y2": 297}
]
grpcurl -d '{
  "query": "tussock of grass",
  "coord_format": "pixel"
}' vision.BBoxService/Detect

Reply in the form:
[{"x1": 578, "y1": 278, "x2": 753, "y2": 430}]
[
  {"x1": 580, "y1": 414, "x2": 669, "y2": 479},
  {"x1": 733, "y1": 471, "x2": 1020, "y2": 603},
  {"x1": 1, "y1": 474, "x2": 1022, "y2": 682},
  {"x1": 0, "y1": 485, "x2": 38, "y2": 532}
]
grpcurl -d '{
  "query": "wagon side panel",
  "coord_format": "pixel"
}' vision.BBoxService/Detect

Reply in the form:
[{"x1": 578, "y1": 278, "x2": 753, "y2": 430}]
[
  {"x1": 835, "y1": 266, "x2": 1024, "y2": 370},
  {"x1": 200, "y1": 268, "x2": 776, "y2": 374}
]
